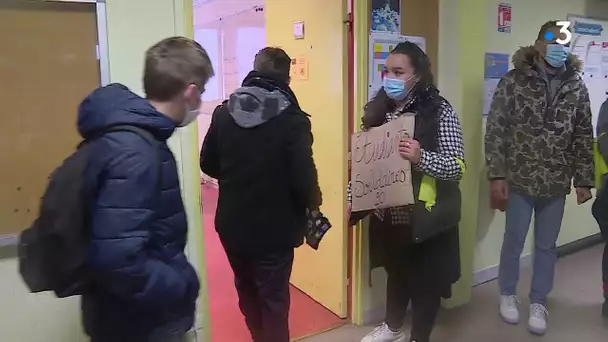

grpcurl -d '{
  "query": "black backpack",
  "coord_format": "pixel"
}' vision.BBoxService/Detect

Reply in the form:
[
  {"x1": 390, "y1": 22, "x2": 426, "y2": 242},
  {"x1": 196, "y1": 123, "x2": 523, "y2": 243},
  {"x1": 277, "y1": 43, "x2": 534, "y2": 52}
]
[{"x1": 18, "y1": 125, "x2": 159, "y2": 298}]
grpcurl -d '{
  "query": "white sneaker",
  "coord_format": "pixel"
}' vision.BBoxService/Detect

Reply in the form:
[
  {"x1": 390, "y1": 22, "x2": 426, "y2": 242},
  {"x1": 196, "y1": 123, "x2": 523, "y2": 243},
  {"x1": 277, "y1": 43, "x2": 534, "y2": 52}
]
[
  {"x1": 361, "y1": 323, "x2": 407, "y2": 342},
  {"x1": 528, "y1": 303, "x2": 548, "y2": 335},
  {"x1": 499, "y1": 295, "x2": 520, "y2": 324}
]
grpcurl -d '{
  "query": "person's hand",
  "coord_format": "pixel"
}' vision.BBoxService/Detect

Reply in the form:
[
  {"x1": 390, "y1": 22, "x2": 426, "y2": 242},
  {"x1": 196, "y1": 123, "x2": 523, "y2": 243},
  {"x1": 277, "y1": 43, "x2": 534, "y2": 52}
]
[
  {"x1": 575, "y1": 187, "x2": 592, "y2": 205},
  {"x1": 399, "y1": 138, "x2": 421, "y2": 164},
  {"x1": 490, "y1": 179, "x2": 509, "y2": 211}
]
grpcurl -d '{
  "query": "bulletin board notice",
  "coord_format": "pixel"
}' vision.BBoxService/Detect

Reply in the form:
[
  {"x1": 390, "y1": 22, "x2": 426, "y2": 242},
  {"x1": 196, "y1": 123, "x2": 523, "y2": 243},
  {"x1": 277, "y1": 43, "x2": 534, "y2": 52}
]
[
  {"x1": 483, "y1": 52, "x2": 510, "y2": 117},
  {"x1": 568, "y1": 15, "x2": 608, "y2": 136}
]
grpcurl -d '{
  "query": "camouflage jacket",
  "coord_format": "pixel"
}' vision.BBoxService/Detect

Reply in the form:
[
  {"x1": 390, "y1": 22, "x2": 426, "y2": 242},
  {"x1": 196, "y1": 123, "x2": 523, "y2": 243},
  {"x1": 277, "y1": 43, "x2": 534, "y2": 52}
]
[{"x1": 485, "y1": 46, "x2": 594, "y2": 197}]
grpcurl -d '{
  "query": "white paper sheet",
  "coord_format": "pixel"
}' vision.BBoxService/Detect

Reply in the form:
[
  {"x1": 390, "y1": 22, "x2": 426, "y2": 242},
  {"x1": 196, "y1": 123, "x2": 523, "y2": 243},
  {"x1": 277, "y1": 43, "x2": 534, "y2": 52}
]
[{"x1": 483, "y1": 78, "x2": 500, "y2": 117}]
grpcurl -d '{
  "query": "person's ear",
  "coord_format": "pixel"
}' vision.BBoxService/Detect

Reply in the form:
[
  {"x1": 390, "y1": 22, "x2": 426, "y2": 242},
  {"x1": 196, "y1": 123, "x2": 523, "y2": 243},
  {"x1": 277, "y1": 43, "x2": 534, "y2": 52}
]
[
  {"x1": 185, "y1": 84, "x2": 197, "y2": 97},
  {"x1": 184, "y1": 84, "x2": 199, "y2": 104}
]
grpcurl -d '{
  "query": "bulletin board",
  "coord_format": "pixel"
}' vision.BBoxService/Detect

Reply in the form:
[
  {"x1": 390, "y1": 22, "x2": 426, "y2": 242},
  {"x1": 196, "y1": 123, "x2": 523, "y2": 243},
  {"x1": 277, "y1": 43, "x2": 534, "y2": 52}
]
[
  {"x1": 568, "y1": 14, "x2": 608, "y2": 135},
  {"x1": 368, "y1": 32, "x2": 426, "y2": 100},
  {"x1": 0, "y1": 1, "x2": 100, "y2": 237}
]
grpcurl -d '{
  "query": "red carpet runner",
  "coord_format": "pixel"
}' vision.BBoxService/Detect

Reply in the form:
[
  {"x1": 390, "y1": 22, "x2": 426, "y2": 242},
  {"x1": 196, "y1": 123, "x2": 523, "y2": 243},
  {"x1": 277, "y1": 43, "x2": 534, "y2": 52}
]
[{"x1": 201, "y1": 184, "x2": 344, "y2": 341}]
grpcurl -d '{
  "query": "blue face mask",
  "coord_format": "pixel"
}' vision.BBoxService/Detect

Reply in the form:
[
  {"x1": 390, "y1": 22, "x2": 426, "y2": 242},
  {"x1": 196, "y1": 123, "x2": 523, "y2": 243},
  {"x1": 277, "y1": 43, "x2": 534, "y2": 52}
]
[
  {"x1": 544, "y1": 44, "x2": 569, "y2": 68},
  {"x1": 383, "y1": 76, "x2": 414, "y2": 100}
]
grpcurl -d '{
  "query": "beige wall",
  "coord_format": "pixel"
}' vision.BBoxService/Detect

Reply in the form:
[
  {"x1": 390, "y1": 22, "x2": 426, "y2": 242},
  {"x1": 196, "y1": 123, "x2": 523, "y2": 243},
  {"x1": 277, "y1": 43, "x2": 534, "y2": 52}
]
[
  {"x1": 0, "y1": 1, "x2": 205, "y2": 341},
  {"x1": 0, "y1": 249, "x2": 85, "y2": 341}
]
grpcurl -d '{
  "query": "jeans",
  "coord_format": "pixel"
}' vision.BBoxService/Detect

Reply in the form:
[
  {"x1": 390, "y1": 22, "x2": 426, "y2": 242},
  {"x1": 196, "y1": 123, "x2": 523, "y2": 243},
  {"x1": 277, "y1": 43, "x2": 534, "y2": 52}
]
[
  {"x1": 223, "y1": 243, "x2": 294, "y2": 342},
  {"x1": 498, "y1": 191, "x2": 566, "y2": 306}
]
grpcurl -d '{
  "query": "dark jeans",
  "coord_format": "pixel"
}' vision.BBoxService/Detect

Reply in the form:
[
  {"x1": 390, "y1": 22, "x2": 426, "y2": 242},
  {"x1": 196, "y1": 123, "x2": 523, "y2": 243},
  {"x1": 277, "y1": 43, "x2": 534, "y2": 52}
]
[
  {"x1": 223, "y1": 244, "x2": 294, "y2": 342},
  {"x1": 384, "y1": 259, "x2": 441, "y2": 342}
]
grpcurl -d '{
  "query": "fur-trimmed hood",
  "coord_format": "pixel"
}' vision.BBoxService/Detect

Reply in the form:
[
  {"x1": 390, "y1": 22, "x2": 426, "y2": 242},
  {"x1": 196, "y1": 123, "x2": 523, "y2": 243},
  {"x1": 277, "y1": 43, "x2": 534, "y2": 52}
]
[{"x1": 512, "y1": 45, "x2": 582, "y2": 73}]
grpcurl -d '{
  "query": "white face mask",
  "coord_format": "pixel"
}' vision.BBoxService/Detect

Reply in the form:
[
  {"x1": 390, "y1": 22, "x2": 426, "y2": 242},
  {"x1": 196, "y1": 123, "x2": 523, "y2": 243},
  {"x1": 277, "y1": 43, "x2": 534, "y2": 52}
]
[
  {"x1": 178, "y1": 107, "x2": 200, "y2": 127},
  {"x1": 178, "y1": 90, "x2": 201, "y2": 127}
]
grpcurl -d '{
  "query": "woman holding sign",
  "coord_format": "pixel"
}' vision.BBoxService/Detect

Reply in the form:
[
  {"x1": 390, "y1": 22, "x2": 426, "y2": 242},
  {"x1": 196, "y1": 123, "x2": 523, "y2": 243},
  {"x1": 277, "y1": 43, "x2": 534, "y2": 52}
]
[{"x1": 349, "y1": 42, "x2": 465, "y2": 342}]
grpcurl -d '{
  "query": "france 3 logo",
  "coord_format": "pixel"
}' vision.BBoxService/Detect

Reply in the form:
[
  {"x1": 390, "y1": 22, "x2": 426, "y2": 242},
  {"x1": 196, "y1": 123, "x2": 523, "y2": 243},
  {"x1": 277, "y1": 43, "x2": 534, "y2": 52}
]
[{"x1": 544, "y1": 21, "x2": 572, "y2": 45}]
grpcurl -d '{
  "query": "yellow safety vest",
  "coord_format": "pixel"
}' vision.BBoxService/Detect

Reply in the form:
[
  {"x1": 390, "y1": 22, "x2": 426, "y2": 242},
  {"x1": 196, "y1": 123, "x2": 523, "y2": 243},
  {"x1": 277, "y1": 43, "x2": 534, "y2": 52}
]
[
  {"x1": 594, "y1": 135, "x2": 608, "y2": 190},
  {"x1": 418, "y1": 157, "x2": 466, "y2": 210}
]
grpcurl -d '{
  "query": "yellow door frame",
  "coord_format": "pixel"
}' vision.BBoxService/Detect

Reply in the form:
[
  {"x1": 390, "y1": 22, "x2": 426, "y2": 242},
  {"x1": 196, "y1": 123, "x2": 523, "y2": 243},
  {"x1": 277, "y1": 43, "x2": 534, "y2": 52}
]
[
  {"x1": 176, "y1": 0, "x2": 211, "y2": 340},
  {"x1": 350, "y1": 0, "x2": 370, "y2": 325}
]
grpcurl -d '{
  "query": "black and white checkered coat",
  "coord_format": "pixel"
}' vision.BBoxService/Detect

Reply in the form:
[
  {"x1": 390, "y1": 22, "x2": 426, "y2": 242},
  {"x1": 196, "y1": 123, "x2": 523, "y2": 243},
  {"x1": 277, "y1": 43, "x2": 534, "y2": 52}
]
[{"x1": 348, "y1": 95, "x2": 465, "y2": 225}]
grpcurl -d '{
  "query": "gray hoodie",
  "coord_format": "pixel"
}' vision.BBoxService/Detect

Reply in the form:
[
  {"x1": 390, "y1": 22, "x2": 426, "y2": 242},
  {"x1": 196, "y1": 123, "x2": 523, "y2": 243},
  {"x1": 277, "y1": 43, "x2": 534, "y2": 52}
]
[{"x1": 227, "y1": 86, "x2": 292, "y2": 128}]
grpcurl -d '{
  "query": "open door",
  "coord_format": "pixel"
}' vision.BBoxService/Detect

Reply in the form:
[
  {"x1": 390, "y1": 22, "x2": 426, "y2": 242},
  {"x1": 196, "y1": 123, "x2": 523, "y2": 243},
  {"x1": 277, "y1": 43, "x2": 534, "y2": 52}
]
[{"x1": 265, "y1": 0, "x2": 350, "y2": 317}]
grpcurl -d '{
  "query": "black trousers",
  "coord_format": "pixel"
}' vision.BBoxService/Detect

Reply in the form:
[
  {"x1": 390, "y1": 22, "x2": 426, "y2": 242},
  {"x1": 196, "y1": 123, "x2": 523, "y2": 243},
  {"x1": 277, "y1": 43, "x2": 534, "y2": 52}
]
[
  {"x1": 384, "y1": 255, "x2": 442, "y2": 342},
  {"x1": 223, "y1": 244, "x2": 294, "y2": 342}
]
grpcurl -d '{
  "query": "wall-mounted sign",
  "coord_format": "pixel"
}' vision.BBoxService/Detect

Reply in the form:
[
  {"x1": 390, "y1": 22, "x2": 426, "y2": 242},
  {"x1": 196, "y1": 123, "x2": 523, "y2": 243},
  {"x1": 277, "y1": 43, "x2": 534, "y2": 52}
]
[
  {"x1": 497, "y1": 3, "x2": 512, "y2": 34},
  {"x1": 290, "y1": 56, "x2": 309, "y2": 81},
  {"x1": 293, "y1": 21, "x2": 305, "y2": 40}
]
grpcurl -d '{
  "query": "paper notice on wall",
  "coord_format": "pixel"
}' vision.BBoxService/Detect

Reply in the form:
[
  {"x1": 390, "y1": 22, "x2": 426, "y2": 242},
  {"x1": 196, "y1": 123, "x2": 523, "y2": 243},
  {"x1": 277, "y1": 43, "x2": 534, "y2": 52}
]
[
  {"x1": 290, "y1": 56, "x2": 309, "y2": 81},
  {"x1": 569, "y1": 15, "x2": 608, "y2": 136},
  {"x1": 351, "y1": 114, "x2": 415, "y2": 212},
  {"x1": 483, "y1": 78, "x2": 500, "y2": 117},
  {"x1": 483, "y1": 52, "x2": 510, "y2": 117}
]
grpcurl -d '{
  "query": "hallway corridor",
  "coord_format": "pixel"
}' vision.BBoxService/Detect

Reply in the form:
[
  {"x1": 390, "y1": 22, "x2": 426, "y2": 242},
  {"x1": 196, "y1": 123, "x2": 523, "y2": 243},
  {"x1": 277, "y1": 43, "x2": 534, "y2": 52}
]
[{"x1": 302, "y1": 244, "x2": 607, "y2": 341}]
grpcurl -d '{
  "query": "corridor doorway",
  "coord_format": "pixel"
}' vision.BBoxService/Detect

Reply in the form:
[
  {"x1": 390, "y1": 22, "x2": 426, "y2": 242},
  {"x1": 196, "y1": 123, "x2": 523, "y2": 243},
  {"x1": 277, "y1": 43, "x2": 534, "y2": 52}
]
[{"x1": 193, "y1": 1, "x2": 344, "y2": 340}]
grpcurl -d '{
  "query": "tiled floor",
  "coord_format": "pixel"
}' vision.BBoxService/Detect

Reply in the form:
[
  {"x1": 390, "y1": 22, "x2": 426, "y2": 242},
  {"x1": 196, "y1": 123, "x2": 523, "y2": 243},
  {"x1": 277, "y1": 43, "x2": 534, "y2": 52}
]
[{"x1": 302, "y1": 244, "x2": 608, "y2": 342}]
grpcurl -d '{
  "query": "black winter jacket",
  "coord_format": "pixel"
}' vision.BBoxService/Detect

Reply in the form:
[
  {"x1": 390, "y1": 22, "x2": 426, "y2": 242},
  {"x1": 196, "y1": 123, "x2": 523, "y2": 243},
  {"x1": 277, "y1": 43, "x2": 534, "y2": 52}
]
[{"x1": 201, "y1": 71, "x2": 322, "y2": 252}]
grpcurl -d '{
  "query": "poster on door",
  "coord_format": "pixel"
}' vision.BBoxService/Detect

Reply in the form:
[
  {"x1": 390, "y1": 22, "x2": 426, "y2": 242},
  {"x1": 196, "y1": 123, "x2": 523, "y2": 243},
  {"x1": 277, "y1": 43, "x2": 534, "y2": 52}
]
[
  {"x1": 497, "y1": 3, "x2": 512, "y2": 33},
  {"x1": 568, "y1": 15, "x2": 608, "y2": 135},
  {"x1": 370, "y1": 0, "x2": 401, "y2": 33},
  {"x1": 368, "y1": 32, "x2": 426, "y2": 100}
]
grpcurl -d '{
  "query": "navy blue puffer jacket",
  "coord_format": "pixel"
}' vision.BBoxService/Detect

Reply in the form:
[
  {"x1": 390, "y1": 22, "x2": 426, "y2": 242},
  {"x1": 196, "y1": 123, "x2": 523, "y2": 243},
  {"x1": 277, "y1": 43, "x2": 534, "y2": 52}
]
[{"x1": 78, "y1": 84, "x2": 199, "y2": 339}]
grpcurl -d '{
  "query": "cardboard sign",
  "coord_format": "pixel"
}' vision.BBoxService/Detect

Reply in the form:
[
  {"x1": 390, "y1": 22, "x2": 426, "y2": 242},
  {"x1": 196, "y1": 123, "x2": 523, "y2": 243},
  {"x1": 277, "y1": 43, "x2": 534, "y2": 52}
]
[{"x1": 351, "y1": 114, "x2": 415, "y2": 211}]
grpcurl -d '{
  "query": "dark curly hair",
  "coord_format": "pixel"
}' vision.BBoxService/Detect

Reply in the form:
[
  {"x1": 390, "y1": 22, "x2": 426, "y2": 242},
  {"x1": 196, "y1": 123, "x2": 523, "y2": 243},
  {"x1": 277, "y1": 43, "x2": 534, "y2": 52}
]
[{"x1": 362, "y1": 42, "x2": 441, "y2": 151}]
